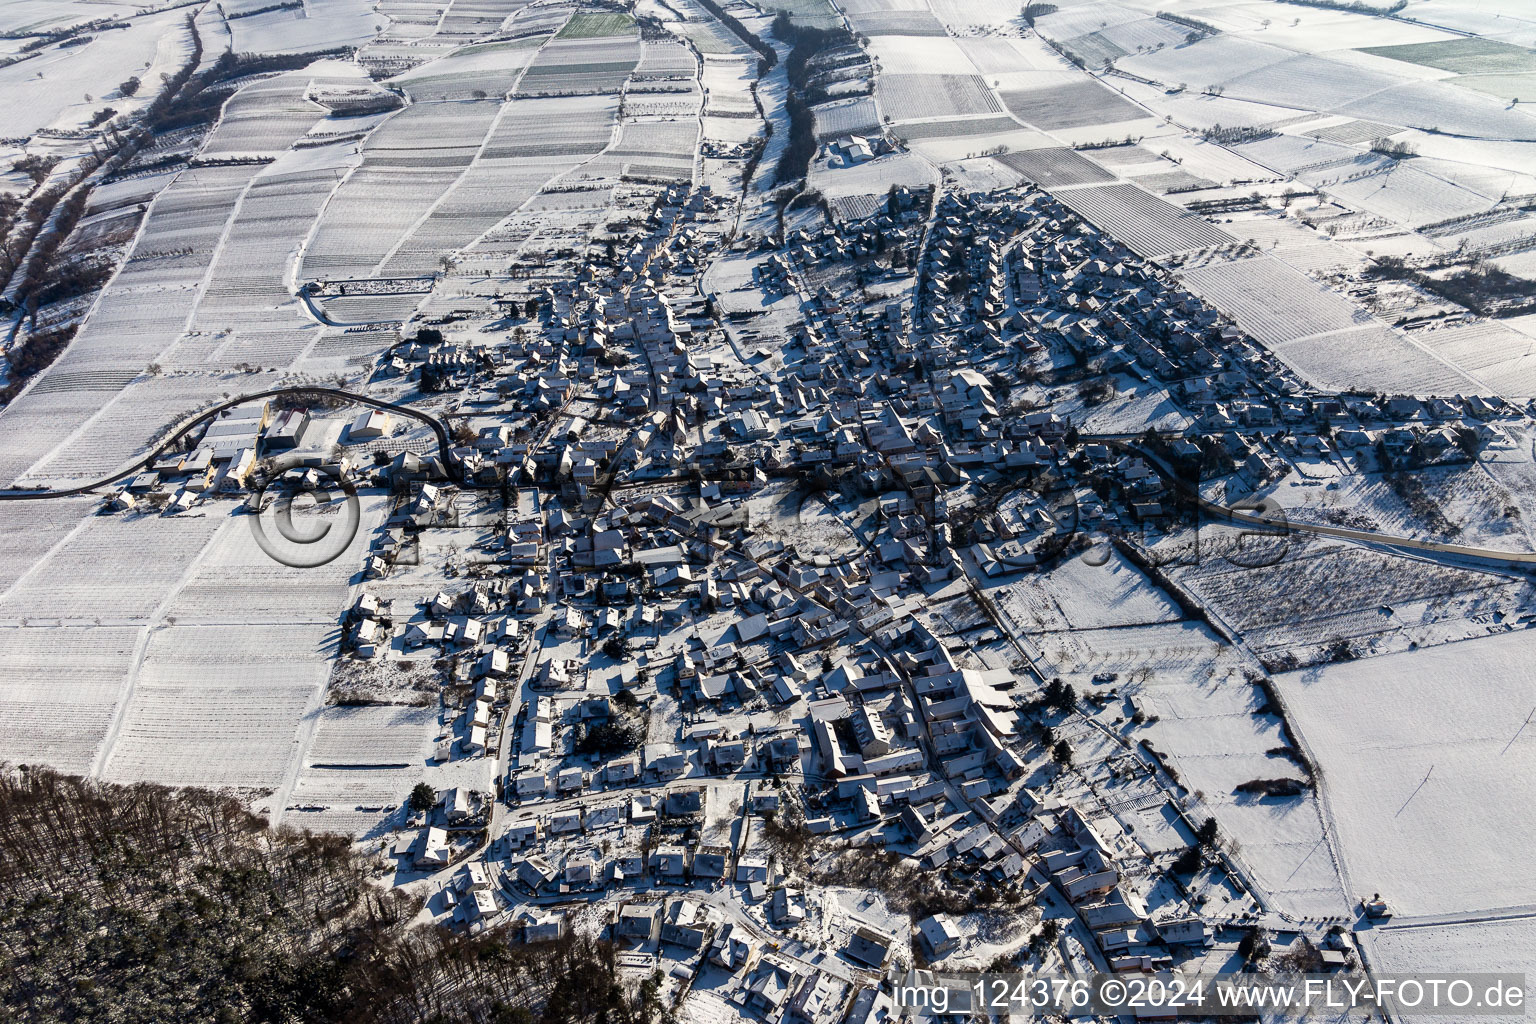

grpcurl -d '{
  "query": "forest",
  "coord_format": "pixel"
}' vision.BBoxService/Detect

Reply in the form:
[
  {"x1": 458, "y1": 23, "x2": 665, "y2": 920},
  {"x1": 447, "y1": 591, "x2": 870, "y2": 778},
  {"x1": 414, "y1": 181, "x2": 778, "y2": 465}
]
[{"x1": 0, "y1": 766, "x2": 663, "y2": 1024}]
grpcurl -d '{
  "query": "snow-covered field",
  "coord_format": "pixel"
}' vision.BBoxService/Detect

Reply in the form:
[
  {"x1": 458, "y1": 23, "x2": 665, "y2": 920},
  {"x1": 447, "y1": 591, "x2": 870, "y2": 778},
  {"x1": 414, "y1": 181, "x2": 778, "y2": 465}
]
[
  {"x1": 1364, "y1": 918, "x2": 1536, "y2": 1023},
  {"x1": 1276, "y1": 630, "x2": 1536, "y2": 920}
]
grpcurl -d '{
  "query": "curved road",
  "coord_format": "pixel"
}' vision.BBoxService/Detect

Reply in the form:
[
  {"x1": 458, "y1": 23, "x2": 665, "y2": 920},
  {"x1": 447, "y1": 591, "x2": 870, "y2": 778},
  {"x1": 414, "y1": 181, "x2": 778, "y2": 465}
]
[
  {"x1": 1097, "y1": 436, "x2": 1536, "y2": 572},
  {"x1": 0, "y1": 385, "x2": 480, "y2": 500},
  {"x1": 6, "y1": 386, "x2": 1536, "y2": 575}
]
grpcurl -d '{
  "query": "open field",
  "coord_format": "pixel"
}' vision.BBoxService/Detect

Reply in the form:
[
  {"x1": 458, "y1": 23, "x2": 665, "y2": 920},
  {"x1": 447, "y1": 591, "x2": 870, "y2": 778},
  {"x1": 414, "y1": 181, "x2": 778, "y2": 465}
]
[
  {"x1": 991, "y1": 549, "x2": 1181, "y2": 632},
  {"x1": 1364, "y1": 919, "x2": 1536, "y2": 1020},
  {"x1": 995, "y1": 147, "x2": 1115, "y2": 187},
  {"x1": 558, "y1": 12, "x2": 635, "y2": 38},
  {"x1": 1053, "y1": 183, "x2": 1238, "y2": 258},
  {"x1": 1176, "y1": 256, "x2": 1373, "y2": 347},
  {"x1": 1276, "y1": 630, "x2": 1536, "y2": 919},
  {"x1": 1360, "y1": 37, "x2": 1536, "y2": 76},
  {"x1": 999, "y1": 80, "x2": 1147, "y2": 130},
  {"x1": 876, "y1": 73, "x2": 1002, "y2": 121}
]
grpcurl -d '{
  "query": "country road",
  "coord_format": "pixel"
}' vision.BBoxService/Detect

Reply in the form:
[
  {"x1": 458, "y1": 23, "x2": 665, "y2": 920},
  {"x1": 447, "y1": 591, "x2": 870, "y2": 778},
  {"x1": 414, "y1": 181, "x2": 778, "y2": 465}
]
[{"x1": 7, "y1": 386, "x2": 1536, "y2": 583}]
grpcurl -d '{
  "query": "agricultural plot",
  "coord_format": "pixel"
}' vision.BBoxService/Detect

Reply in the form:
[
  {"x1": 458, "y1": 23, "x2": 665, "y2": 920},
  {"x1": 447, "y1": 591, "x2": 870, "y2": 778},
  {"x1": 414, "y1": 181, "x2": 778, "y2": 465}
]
[
  {"x1": 866, "y1": 36, "x2": 975, "y2": 76},
  {"x1": 317, "y1": 293, "x2": 425, "y2": 323},
  {"x1": 1339, "y1": 79, "x2": 1536, "y2": 141},
  {"x1": 1134, "y1": 169, "x2": 1213, "y2": 193},
  {"x1": 391, "y1": 39, "x2": 541, "y2": 101},
  {"x1": 1275, "y1": 630, "x2": 1536, "y2": 919},
  {"x1": 1093, "y1": 15, "x2": 1191, "y2": 56},
  {"x1": 306, "y1": 705, "x2": 437, "y2": 766},
  {"x1": 845, "y1": 9, "x2": 947, "y2": 36},
  {"x1": 956, "y1": 37, "x2": 1066, "y2": 75},
  {"x1": 1113, "y1": 77, "x2": 1306, "y2": 134},
  {"x1": 1361, "y1": 37, "x2": 1536, "y2": 76},
  {"x1": 990, "y1": 549, "x2": 1181, "y2": 633},
  {"x1": 1174, "y1": 532, "x2": 1521, "y2": 660},
  {"x1": 0, "y1": 389, "x2": 131, "y2": 491},
  {"x1": 634, "y1": 39, "x2": 697, "y2": 77},
  {"x1": 0, "y1": 511, "x2": 224, "y2": 623},
  {"x1": 0, "y1": 625, "x2": 140, "y2": 775},
  {"x1": 1275, "y1": 325, "x2": 1479, "y2": 395},
  {"x1": 1116, "y1": 35, "x2": 1295, "y2": 89},
  {"x1": 899, "y1": 116, "x2": 1028, "y2": 140},
  {"x1": 514, "y1": 36, "x2": 641, "y2": 96},
  {"x1": 876, "y1": 74, "x2": 1001, "y2": 122},
  {"x1": 101, "y1": 622, "x2": 335, "y2": 790},
  {"x1": 198, "y1": 71, "x2": 327, "y2": 159},
  {"x1": 1416, "y1": 320, "x2": 1536, "y2": 397},
  {"x1": 558, "y1": 12, "x2": 635, "y2": 38},
  {"x1": 1031, "y1": 0, "x2": 1144, "y2": 41},
  {"x1": 1175, "y1": 256, "x2": 1372, "y2": 346},
  {"x1": 1322, "y1": 161, "x2": 1493, "y2": 229},
  {"x1": 1133, "y1": 666, "x2": 1349, "y2": 918},
  {"x1": 0, "y1": 497, "x2": 97, "y2": 594},
  {"x1": 480, "y1": 95, "x2": 617, "y2": 157},
  {"x1": 228, "y1": 0, "x2": 379, "y2": 53},
  {"x1": 1035, "y1": 619, "x2": 1241, "y2": 689},
  {"x1": 607, "y1": 119, "x2": 697, "y2": 182},
  {"x1": 998, "y1": 80, "x2": 1145, "y2": 130},
  {"x1": 163, "y1": 498, "x2": 386, "y2": 625},
  {"x1": 192, "y1": 164, "x2": 341, "y2": 337},
  {"x1": 1305, "y1": 118, "x2": 1400, "y2": 145},
  {"x1": 1451, "y1": 71, "x2": 1536, "y2": 101},
  {"x1": 1223, "y1": 54, "x2": 1410, "y2": 116},
  {"x1": 1233, "y1": 134, "x2": 1366, "y2": 176},
  {"x1": 1053, "y1": 183, "x2": 1237, "y2": 258},
  {"x1": 995, "y1": 147, "x2": 1115, "y2": 187},
  {"x1": 813, "y1": 96, "x2": 881, "y2": 140},
  {"x1": 380, "y1": 157, "x2": 576, "y2": 275},
  {"x1": 302, "y1": 102, "x2": 501, "y2": 278}
]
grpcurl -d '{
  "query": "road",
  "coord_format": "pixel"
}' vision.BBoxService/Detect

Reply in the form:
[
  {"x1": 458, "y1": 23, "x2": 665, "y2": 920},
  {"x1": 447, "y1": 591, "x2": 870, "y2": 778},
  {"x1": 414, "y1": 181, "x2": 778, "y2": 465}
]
[
  {"x1": 10, "y1": 381, "x2": 1535, "y2": 580},
  {"x1": 0, "y1": 385, "x2": 480, "y2": 500}
]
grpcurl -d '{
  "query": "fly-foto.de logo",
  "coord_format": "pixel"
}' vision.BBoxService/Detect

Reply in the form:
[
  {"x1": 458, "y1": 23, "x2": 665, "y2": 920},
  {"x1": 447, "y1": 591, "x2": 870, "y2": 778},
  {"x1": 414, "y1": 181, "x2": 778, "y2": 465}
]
[{"x1": 247, "y1": 458, "x2": 361, "y2": 568}]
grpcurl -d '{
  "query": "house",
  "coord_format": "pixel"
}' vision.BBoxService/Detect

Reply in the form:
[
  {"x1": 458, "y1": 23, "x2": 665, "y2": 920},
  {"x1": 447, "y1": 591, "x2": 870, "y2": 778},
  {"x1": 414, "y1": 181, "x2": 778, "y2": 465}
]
[
  {"x1": 617, "y1": 902, "x2": 662, "y2": 943},
  {"x1": 661, "y1": 898, "x2": 708, "y2": 949},
  {"x1": 412, "y1": 827, "x2": 450, "y2": 869},
  {"x1": 844, "y1": 925, "x2": 894, "y2": 968},
  {"x1": 917, "y1": 914, "x2": 961, "y2": 958},
  {"x1": 1155, "y1": 917, "x2": 1209, "y2": 947},
  {"x1": 692, "y1": 846, "x2": 729, "y2": 880},
  {"x1": 520, "y1": 910, "x2": 567, "y2": 943},
  {"x1": 516, "y1": 856, "x2": 557, "y2": 892},
  {"x1": 664, "y1": 787, "x2": 704, "y2": 817},
  {"x1": 771, "y1": 887, "x2": 806, "y2": 926},
  {"x1": 439, "y1": 787, "x2": 473, "y2": 823},
  {"x1": 350, "y1": 408, "x2": 392, "y2": 439},
  {"x1": 735, "y1": 855, "x2": 769, "y2": 883},
  {"x1": 651, "y1": 845, "x2": 690, "y2": 879},
  {"x1": 710, "y1": 921, "x2": 752, "y2": 970},
  {"x1": 741, "y1": 959, "x2": 797, "y2": 1015}
]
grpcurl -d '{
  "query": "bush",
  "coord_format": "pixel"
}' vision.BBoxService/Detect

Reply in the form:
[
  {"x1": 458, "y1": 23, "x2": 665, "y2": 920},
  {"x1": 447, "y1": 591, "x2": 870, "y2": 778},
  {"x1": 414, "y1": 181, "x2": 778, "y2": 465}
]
[
  {"x1": 1238, "y1": 926, "x2": 1270, "y2": 962},
  {"x1": 408, "y1": 782, "x2": 436, "y2": 813},
  {"x1": 1235, "y1": 778, "x2": 1306, "y2": 797},
  {"x1": 576, "y1": 717, "x2": 643, "y2": 756},
  {"x1": 119, "y1": 76, "x2": 141, "y2": 96}
]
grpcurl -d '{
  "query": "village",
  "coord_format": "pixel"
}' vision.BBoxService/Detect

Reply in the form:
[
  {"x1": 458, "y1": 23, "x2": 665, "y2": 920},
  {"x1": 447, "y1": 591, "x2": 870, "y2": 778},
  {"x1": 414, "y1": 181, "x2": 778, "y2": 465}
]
[
  {"x1": 92, "y1": 156, "x2": 1534, "y2": 1022},
  {"x1": 2, "y1": 0, "x2": 1535, "y2": 1020}
]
